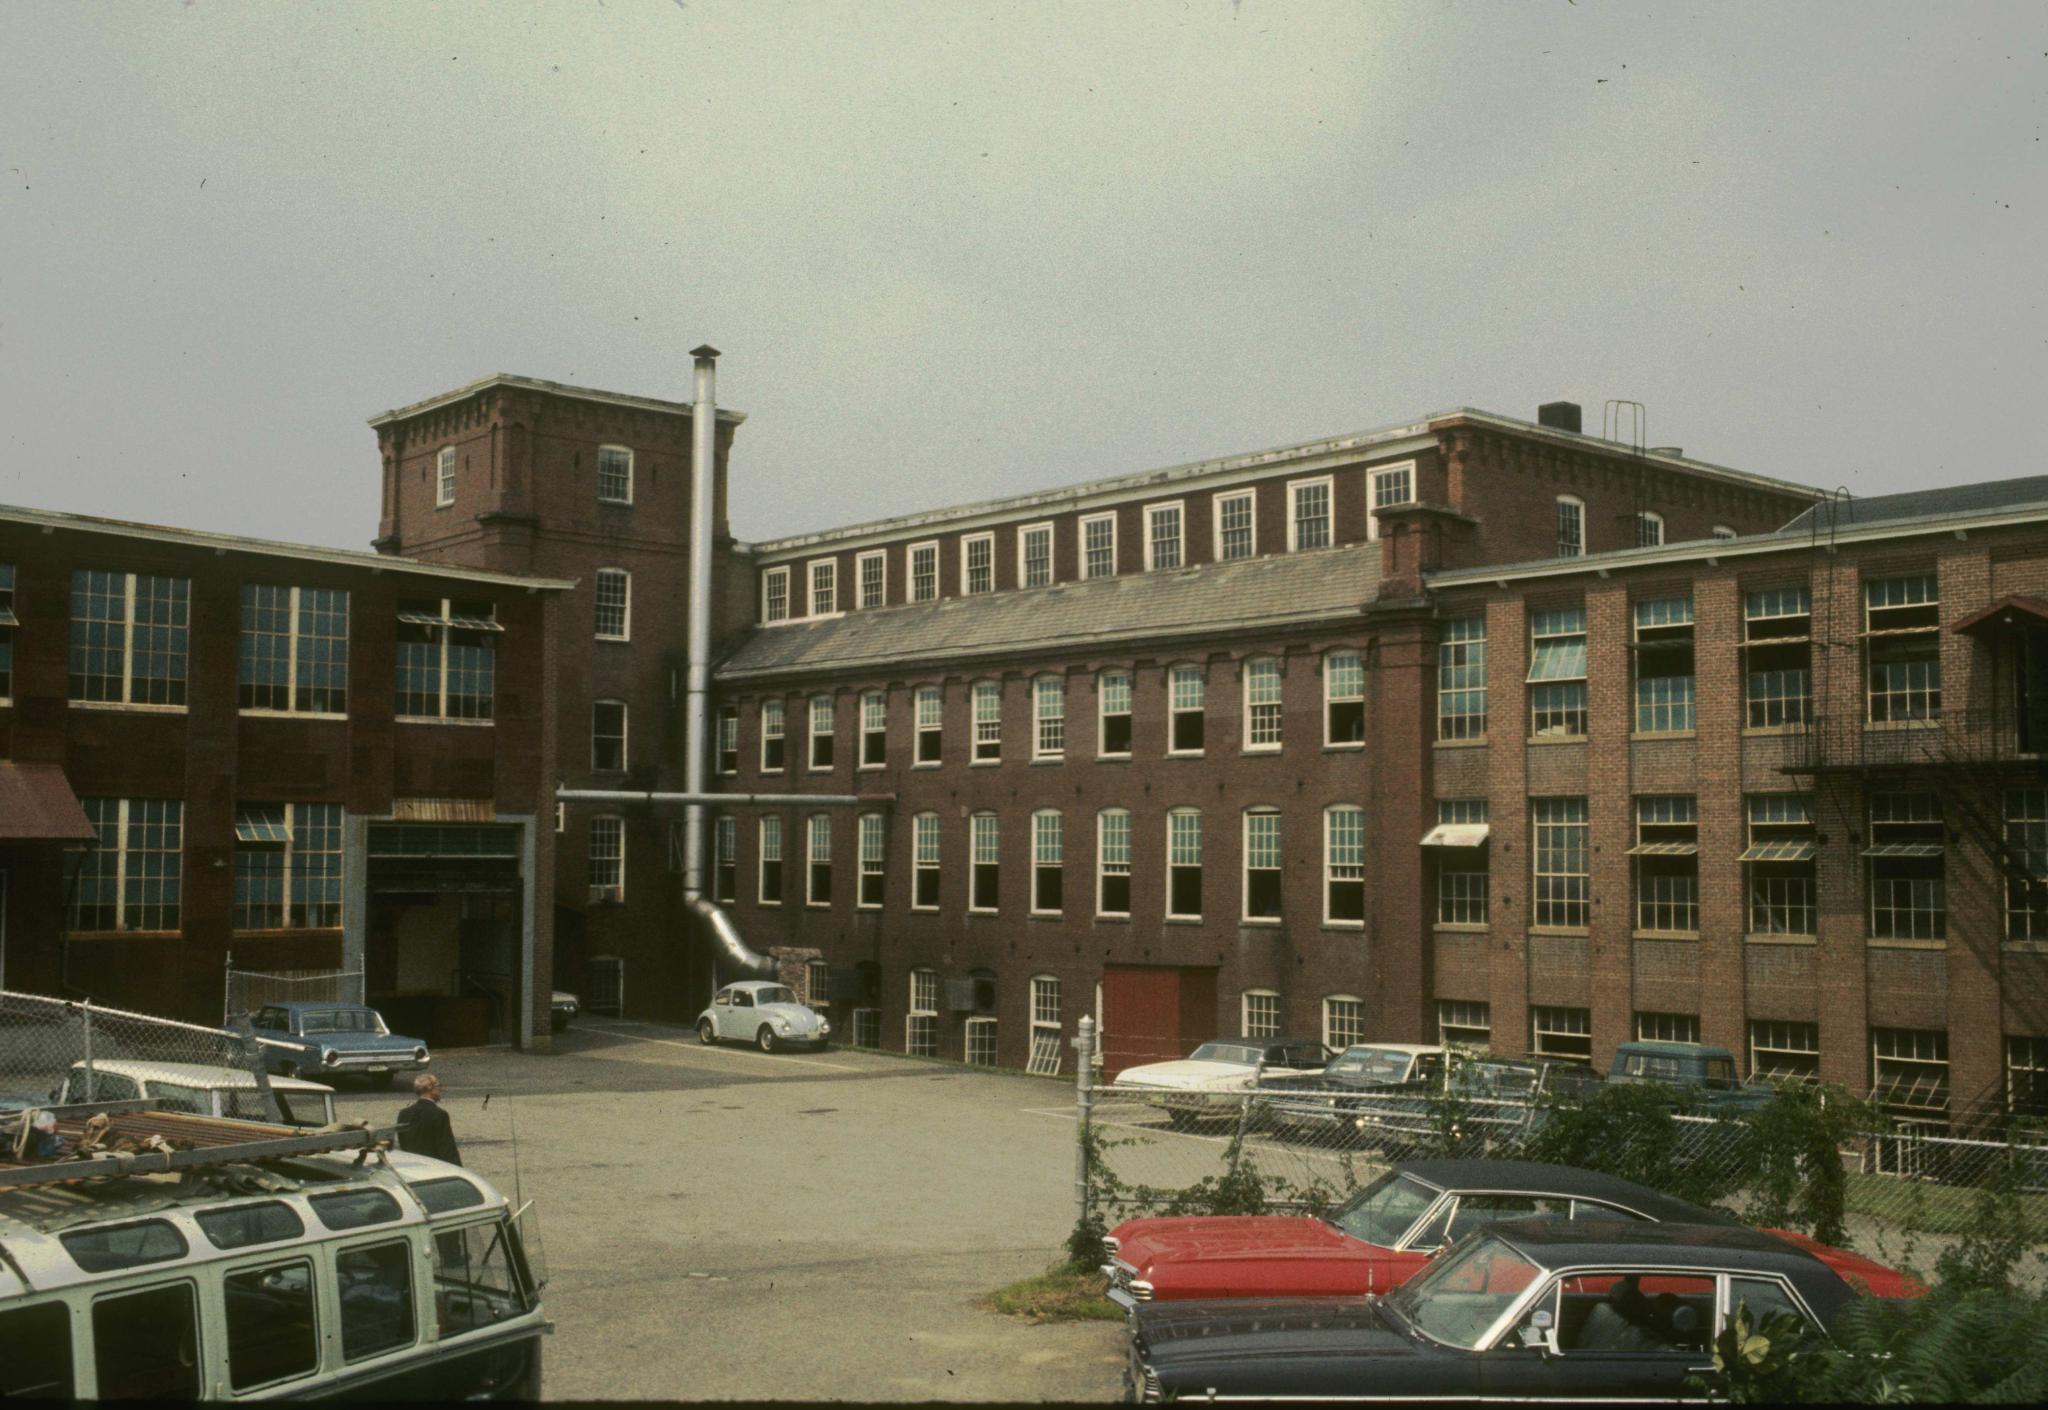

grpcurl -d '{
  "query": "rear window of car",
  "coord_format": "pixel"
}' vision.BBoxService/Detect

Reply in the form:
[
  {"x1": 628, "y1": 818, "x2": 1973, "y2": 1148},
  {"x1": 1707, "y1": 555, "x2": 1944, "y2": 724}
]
[
  {"x1": 1187, "y1": 1042, "x2": 1261, "y2": 1065},
  {"x1": 411, "y1": 1176, "x2": 487, "y2": 1215},
  {"x1": 197, "y1": 1200, "x2": 306, "y2": 1250},
  {"x1": 309, "y1": 1188, "x2": 404, "y2": 1231},
  {"x1": 61, "y1": 1218, "x2": 188, "y2": 1273}
]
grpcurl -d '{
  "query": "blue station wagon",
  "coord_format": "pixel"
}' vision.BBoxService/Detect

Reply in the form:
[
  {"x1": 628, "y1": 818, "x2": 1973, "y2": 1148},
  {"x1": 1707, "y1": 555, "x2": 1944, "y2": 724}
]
[{"x1": 251, "y1": 1003, "x2": 430, "y2": 1088}]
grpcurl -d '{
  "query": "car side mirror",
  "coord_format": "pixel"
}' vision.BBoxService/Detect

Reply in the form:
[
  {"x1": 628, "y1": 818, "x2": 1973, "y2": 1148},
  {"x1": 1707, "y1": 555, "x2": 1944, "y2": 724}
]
[{"x1": 1528, "y1": 1309, "x2": 1559, "y2": 1359}]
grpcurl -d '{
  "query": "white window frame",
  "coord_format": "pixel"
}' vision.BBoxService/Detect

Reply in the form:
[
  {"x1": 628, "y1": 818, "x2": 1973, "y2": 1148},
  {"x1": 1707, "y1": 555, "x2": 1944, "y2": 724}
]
[
  {"x1": 390, "y1": 595, "x2": 497, "y2": 723},
  {"x1": 1032, "y1": 809, "x2": 1064, "y2": 915},
  {"x1": 806, "y1": 958, "x2": 832, "y2": 1008},
  {"x1": 1018, "y1": 521, "x2": 1055, "y2": 589},
  {"x1": 1366, "y1": 461, "x2": 1415, "y2": 541},
  {"x1": 857, "y1": 811, "x2": 885, "y2": 909},
  {"x1": 591, "y1": 699, "x2": 629, "y2": 772},
  {"x1": 717, "y1": 706, "x2": 739, "y2": 775},
  {"x1": 1288, "y1": 475, "x2": 1334, "y2": 552},
  {"x1": 908, "y1": 968, "x2": 938, "y2": 1057},
  {"x1": 912, "y1": 812, "x2": 941, "y2": 911},
  {"x1": 1322, "y1": 994, "x2": 1366, "y2": 1051},
  {"x1": 1243, "y1": 657, "x2": 1282, "y2": 752},
  {"x1": 972, "y1": 679, "x2": 1001, "y2": 763},
  {"x1": 859, "y1": 690, "x2": 887, "y2": 769},
  {"x1": 1437, "y1": 1000, "x2": 1492, "y2": 1051},
  {"x1": 1168, "y1": 662, "x2": 1205, "y2": 756},
  {"x1": 964, "y1": 1015, "x2": 998, "y2": 1067},
  {"x1": 1081, "y1": 512, "x2": 1118, "y2": 579},
  {"x1": 1097, "y1": 669, "x2": 1132, "y2": 758},
  {"x1": 758, "y1": 815, "x2": 783, "y2": 906},
  {"x1": 970, "y1": 811, "x2": 1001, "y2": 913},
  {"x1": 961, "y1": 532, "x2": 996, "y2": 596},
  {"x1": 1555, "y1": 495, "x2": 1585, "y2": 558},
  {"x1": 1635, "y1": 1011, "x2": 1701, "y2": 1044},
  {"x1": 589, "y1": 815, "x2": 625, "y2": 903},
  {"x1": 1532, "y1": 1004, "x2": 1593, "y2": 1062},
  {"x1": 914, "y1": 684, "x2": 943, "y2": 766},
  {"x1": 1143, "y1": 502, "x2": 1184, "y2": 572},
  {"x1": 230, "y1": 801, "x2": 344, "y2": 931},
  {"x1": 1242, "y1": 989, "x2": 1281, "y2": 1039},
  {"x1": 70, "y1": 798, "x2": 184, "y2": 932},
  {"x1": 71, "y1": 569, "x2": 193, "y2": 710},
  {"x1": 806, "y1": 813, "x2": 833, "y2": 908},
  {"x1": 713, "y1": 815, "x2": 737, "y2": 902},
  {"x1": 1635, "y1": 511, "x2": 1665, "y2": 548},
  {"x1": 1750, "y1": 1020, "x2": 1820, "y2": 1083},
  {"x1": 760, "y1": 698, "x2": 786, "y2": 772},
  {"x1": 1097, "y1": 808, "x2": 1132, "y2": 917},
  {"x1": 808, "y1": 694, "x2": 835, "y2": 771},
  {"x1": 1324, "y1": 804, "x2": 1365, "y2": 926},
  {"x1": 1033, "y1": 675, "x2": 1065, "y2": 760},
  {"x1": 593, "y1": 568, "x2": 631, "y2": 642},
  {"x1": 435, "y1": 445, "x2": 455, "y2": 508},
  {"x1": 808, "y1": 559, "x2": 838, "y2": 617},
  {"x1": 1213, "y1": 489, "x2": 1256, "y2": 562},
  {"x1": 855, "y1": 550, "x2": 886, "y2": 610},
  {"x1": 1028, "y1": 975, "x2": 1063, "y2": 1076},
  {"x1": 596, "y1": 444, "x2": 635, "y2": 505},
  {"x1": 1165, "y1": 808, "x2": 1203, "y2": 921},
  {"x1": 1243, "y1": 808, "x2": 1282, "y2": 922},
  {"x1": 909, "y1": 541, "x2": 939, "y2": 603},
  {"x1": 1325, "y1": 648, "x2": 1366, "y2": 749},
  {"x1": 238, "y1": 584, "x2": 349, "y2": 717},
  {"x1": 762, "y1": 566, "x2": 792, "y2": 624}
]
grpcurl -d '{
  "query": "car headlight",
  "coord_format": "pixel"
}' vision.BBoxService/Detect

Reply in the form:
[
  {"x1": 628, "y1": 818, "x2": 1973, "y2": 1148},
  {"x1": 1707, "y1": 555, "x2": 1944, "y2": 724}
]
[
  {"x1": 413, "y1": 1046, "x2": 429, "y2": 1063},
  {"x1": 321, "y1": 1048, "x2": 339, "y2": 1067},
  {"x1": 819, "y1": 1021, "x2": 831, "y2": 1036},
  {"x1": 776, "y1": 1018, "x2": 792, "y2": 1031}
]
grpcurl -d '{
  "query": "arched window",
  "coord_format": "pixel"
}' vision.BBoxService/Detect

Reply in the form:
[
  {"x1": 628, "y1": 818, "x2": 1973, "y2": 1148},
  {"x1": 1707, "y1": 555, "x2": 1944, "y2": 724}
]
[
  {"x1": 1555, "y1": 495, "x2": 1585, "y2": 558},
  {"x1": 1635, "y1": 511, "x2": 1665, "y2": 548}
]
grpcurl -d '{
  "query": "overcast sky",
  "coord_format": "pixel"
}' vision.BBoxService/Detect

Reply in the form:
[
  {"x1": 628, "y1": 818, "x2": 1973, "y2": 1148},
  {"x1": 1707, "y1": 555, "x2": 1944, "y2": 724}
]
[{"x1": 3, "y1": 1, "x2": 2042, "y2": 550}]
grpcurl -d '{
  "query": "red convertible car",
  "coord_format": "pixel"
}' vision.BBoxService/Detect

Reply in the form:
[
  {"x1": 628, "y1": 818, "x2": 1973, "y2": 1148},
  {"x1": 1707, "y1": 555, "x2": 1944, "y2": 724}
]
[{"x1": 1104, "y1": 1158, "x2": 1921, "y2": 1309}]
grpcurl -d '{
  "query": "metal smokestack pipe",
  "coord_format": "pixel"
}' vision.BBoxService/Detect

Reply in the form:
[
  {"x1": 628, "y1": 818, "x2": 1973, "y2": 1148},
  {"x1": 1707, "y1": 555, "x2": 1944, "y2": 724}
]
[{"x1": 684, "y1": 345, "x2": 775, "y2": 978}]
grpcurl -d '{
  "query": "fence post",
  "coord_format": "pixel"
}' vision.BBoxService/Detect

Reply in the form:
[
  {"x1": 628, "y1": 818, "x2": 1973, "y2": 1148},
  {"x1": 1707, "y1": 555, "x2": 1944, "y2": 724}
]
[
  {"x1": 80, "y1": 999, "x2": 94, "y2": 1096},
  {"x1": 223, "y1": 948, "x2": 235, "y2": 1025},
  {"x1": 1074, "y1": 1015, "x2": 1096, "y2": 1231}
]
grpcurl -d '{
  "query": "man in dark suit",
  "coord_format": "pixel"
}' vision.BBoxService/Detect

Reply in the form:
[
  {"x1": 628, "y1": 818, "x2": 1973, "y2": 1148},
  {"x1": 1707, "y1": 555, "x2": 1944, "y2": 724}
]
[{"x1": 396, "y1": 1073, "x2": 462, "y2": 1165}]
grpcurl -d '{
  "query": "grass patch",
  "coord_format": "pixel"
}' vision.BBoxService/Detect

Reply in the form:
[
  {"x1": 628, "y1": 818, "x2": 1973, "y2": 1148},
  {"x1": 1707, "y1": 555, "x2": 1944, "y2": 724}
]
[
  {"x1": 983, "y1": 1262, "x2": 1126, "y2": 1324},
  {"x1": 1845, "y1": 1172, "x2": 2048, "y2": 1235}
]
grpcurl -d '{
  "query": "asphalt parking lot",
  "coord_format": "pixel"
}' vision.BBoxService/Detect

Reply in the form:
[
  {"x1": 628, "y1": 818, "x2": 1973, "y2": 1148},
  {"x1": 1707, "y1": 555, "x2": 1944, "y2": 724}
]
[{"x1": 333, "y1": 1021, "x2": 1126, "y2": 1402}]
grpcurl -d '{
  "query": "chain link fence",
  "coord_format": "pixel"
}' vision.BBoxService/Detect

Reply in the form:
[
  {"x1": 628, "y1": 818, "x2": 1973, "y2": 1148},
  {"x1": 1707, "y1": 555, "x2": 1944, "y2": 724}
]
[
  {"x1": 2, "y1": 989, "x2": 279, "y2": 1118},
  {"x1": 223, "y1": 957, "x2": 363, "y2": 1024},
  {"x1": 1070, "y1": 1022, "x2": 2048, "y2": 1284}
]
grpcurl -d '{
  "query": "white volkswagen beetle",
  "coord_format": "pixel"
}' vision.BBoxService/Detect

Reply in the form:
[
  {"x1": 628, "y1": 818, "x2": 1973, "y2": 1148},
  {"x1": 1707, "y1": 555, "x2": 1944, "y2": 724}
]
[{"x1": 696, "y1": 980, "x2": 832, "y2": 1053}]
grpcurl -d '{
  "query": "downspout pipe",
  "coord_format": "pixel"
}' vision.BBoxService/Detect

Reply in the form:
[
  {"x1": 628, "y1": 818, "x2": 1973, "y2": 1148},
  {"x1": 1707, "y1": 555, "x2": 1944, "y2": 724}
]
[{"x1": 683, "y1": 347, "x2": 778, "y2": 979}]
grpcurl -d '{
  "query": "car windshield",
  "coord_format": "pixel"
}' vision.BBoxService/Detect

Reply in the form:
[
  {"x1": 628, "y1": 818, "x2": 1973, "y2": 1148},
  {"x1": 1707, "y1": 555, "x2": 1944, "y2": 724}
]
[
  {"x1": 1384, "y1": 1234, "x2": 1545, "y2": 1350},
  {"x1": 1329, "y1": 1048, "x2": 1418, "y2": 1083},
  {"x1": 754, "y1": 986, "x2": 797, "y2": 1006},
  {"x1": 1463, "y1": 1064, "x2": 1538, "y2": 1098},
  {"x1": 1330, "y1": 1172, "x2": 1440, "y2": 1247},
  {"x1": 1187, "y1": 1042, "x2": 1262, "y2": 1065},
  {"x1": 300, "y1": 1009, "x2": 388, "y2": 1036}
]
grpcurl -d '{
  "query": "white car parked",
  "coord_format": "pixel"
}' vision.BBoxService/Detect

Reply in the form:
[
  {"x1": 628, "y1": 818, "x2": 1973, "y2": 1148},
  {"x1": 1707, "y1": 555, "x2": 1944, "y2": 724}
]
[
  {"x1": 695, "y1": 980, "x2": 831, "y2": 1053},
  {"x1": 1116, "y1": 1038, "x2": 1329, "y2": 1126},
  {"x1": 59, "y1": 1059, "x2": 340, "y2": 1128}
]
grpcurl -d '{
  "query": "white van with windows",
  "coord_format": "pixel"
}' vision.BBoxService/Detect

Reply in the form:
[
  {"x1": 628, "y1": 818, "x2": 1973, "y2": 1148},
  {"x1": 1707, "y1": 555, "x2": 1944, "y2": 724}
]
[
  {"x1": 58, "y1": 1060, "x2": 340, "y2": 1129},
  {"x1": 0, "y1": 1112, "x2": 545, "y2": 1400}
]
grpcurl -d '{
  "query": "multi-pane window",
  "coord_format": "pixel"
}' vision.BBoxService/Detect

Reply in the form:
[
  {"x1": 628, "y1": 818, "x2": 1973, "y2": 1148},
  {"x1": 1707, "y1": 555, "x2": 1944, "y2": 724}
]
[
  {"x1": 1325, "y1": 805, "x2": 1365, "y2": 923},
  {"x1": 1145, "y1": 503, "x2": 1184, "y2": 570},
  {"x1": 435, "y1": 445, "x2": 456, "y2": 506},
  {"x1": 762, "y1": 566, "x2": 791, "y2": 623},
  {"x1": 758, "y1": 816, "x2": 784, "y2": 904},
  {"x1": 915, "y1": 685, "x2": 943, "y2": 764},
  {"x1": 1865, "y1": 574, "x2": 1942, "y2": 723},
  {"x1": 71, "y1": 570, "x2": 190, "y2": 706},
  {"x1": 1082, "y1": 513, "x2": 1117, "y2": 579},
  {"x1": 1632, "y1": 796, "x2": 1699, "y2": 934},
  {"x1": 1744, "y1": 795, "x2": 1818, "y2": 936},
  {"x1": 1532, "y1": 1005, "x2": 1592, "y2": 1062},
  {"x1": 717, "y1": 706, "x2": 739, "y2": 774},
  {"x1": 1751, "y1": 1021, "x2": 1820, "y2": 1083},
  {"x1": 72, "y1": 799, "x2": 183, "y2": 931},
  {"x1": 393, "y1": 598, "x2": 497, "y2": 721},
  {"x1": 965, "y1": 1017, "x2": 998, "y2": 1067},
  {"x1": 1034, "y1": 676, "x2": 1065, "y2": 759},
  {"x1": 1098, "y1": 809, "x2": 1132, "y2": 916},
  {"x1": 1289, "y1": 478, "x2": 1332, "y2": 552},
  {"x1": 1633, "y1": 597, "x2": 1696, "y2": 734},
  {"x1": 962, "y1": 534, "x2": 995, "y2": 595},
  {"x1": 1325, "y1": 649, "x2": 1366, "y2": 746},
  {"x1": 238, "y1": 585, "x2": 348, "y2": 714},
  {"x1": 1532, "y1": 797, "x2": 1590, "y2": 928},
  {"x1": 1323, "y1": 995, "x2": 1365, "y2": 1051},
  {"x1": 909, "y1": 542, "x2": 939, "y2": 603},
  {"x1": 972, "y1": 680, "x2": 1002, "y2": 762},
  {"x1": 809, "y1": 560, "x2": 837, "y2": 617},
  {"x1": 858, "y1": 812, "x2": 886, "y2": 908},
  {"x1": 907, "y1": 969, "x2": 938, "y2": 1057},
  {"x1": 1634, "y1": 511, "x2": 1664, "y2": 548},
  {"x1": 1867, "y1": 792, "x2": 1945, "y2": 940},
  {"x1": 853, "y1": 1009, "x2": 882, "y2": 1049},
  {"x1": 970, "y1": 812, "x2": 1000, "y2": 912},
  {"x1": 596, "y1": 445, "x2": 633, "y2": 504},
  {"x1": 1033, "y1": 810, "x2": 1064, "y2": 913},
  {"x1": 857, "y1": 551, "x2": 886, "y2": 609},
  {"x1": 1215, "y1": 491, "x2": 1255, "y2": 561},
  {"x1": 1555, "y1": 496, "x2": 1584, "y2": 557},
  {"x1": 1243, "y1": 990, "x2": 1281, "y2": 1039},
  {"x1": 591, "y1": 700, "x2": 628, "y2": 772},
  {"x1": 808, "y1": 694, "x2": 835, "y2": 769},
  {"x1": 232, "y1": 803, "x2": 341, "y2": 930},
  {"x1": 1635, "y1": 1012, "x2": 1699, "y2": 1044},
  {"x1": 861, "y1": 691, "x2": 887, "y2": 767},
  {"x1": 588, "y1": 816, "x2": 624, "y2": 903},
  {"x1": 1434, "y1": 800, "x2": 1490, "y2": 926},
  {"x1": 1436, "y1": 618, "x2": 1486, "y2": 741},
  {"x1": 2007, "y1": 1036, "x2": 2048, "y2": 1118},
  {"x1": 593, "y1": 568, "x2": 630, "y2": 641},
  {"x1": 807, "y1": 814, "x2": 833, "y2": 906},
  {"x1": 807, "y1": 959, "x2": 832, "y2": 1009},
  {"x1": 1872, "y1": 1027, "x2": 1950, "y2": 1126},
  {"x1": 1244, "y1": 809, "x2": 1282, "y2": 920},
  {"x1": 1528, "y1": 607, "x2": 1588, "y2": 738},
  {"x1": 1098, "y1": 671, "x2": 1132, "y2": 756},
  {"x1": 714, "y1": 816, "x2": 737, "y2": 902},
  {"x1": 761, "y1": 698, "x2": 786, "y2": 771},
  {"x1": 2006, "y1": 790, "x2": 2048, "y2": 941},
  {"x1": 1169, "y1": 664, "x2": 1205, "y2": 753},
  {"x1": 1020, "y1": 523, "x2": 1053, "y2": 589},
  {"x1": 1243, "y1": 658, "x2": 1282, "y2": 750},
  {"x1": 912, "y1": 813, "x2": 941, "y2": 909},
  {"x1": 1743, "y1": 587, "x2": 1812, "y2": 728},
  {"x1": 1367, "y1": 464, "x2": 1414, "y2": 541},
  {"x1": 1166, "y1": 810, "x2": 1203, "y2": 919},
  {"x1": 1028, "y1": 976, "x2": 1063, "y2": 1077},
  {"x1": 1437, "y1": 1000, "x2": 1492, "y2": 1051}
]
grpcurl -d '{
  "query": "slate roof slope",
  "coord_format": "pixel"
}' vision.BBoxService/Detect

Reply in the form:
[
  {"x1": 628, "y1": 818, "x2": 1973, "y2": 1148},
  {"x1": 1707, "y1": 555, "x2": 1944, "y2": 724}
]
[
  {"x1": 1779, "y1": 475, "x2": 2048, "y2": 534},
  {"x1": 717, "y1": 546, "x2": 1379, "y2": 680}
]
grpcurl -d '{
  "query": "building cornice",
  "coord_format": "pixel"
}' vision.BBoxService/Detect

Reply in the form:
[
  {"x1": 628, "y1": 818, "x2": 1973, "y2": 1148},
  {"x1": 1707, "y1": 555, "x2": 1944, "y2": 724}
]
[{"x1": 366, "y1": 374, "x2": 747, "y2": 430}]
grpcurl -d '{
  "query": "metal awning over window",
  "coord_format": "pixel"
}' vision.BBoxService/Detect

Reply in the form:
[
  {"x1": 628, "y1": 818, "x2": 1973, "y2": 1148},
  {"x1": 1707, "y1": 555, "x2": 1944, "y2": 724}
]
[
  {"x1": 1626, "y1": 841, "x2": 1700, "y2": 856},
  {"x1": 444, "y1": 612, "x2": 503, "y2": 632},
  {"x1": 233, "y1": 806, "x2": 289, "y2": 844},
  {"x1": 0, "y1": 607, "x2": 18, "y2": 628},
  {"x1": 0, "y1": 762, "x2": 94, "y2": 841},
  {"x1": 1861, "y1": 842, "x2": 1945, "y2": 858},
  {"x1": 1739, "y1": 841, "x2": 1819, "y2": 863},
  {"x1": 1419, "y1": 823, "x2": 1491, "y2": 848},
  {"x1": 396, "y1": 607, "x2": 502, "y2": 632}
]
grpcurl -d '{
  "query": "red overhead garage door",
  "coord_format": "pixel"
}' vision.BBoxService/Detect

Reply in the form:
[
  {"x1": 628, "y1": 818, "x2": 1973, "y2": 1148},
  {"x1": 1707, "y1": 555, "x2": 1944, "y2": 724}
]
[{"x1": 1101, "y1": 965, "x2": 1218, "y2": 1080}]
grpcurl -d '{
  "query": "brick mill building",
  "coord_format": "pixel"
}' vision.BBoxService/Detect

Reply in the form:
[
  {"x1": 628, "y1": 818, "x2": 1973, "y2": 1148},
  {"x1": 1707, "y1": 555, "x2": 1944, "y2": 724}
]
[{"x1": 6, "y1": 362, "x2": 2045, "y2": 1124}]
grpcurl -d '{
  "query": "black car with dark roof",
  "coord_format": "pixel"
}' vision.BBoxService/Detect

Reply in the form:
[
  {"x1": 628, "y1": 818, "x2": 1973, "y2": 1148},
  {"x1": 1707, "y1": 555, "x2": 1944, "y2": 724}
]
[{"x1": 1125, "y1": 1218, "x2": 1862, "y2": 1403}]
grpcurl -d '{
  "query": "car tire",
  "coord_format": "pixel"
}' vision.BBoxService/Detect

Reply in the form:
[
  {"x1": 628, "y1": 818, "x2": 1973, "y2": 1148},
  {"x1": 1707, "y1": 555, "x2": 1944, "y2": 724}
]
[
  {"x1": 1165, "y1": 1108, "x2": 1198, "y2": 1131},
  {"x1": 698, "y1": 1019, "x2": 717, "y2": 1046},
  {"x1": 278, "y1": 1061, "x2": 300, "y2": 1081},
  {"x1": 757, "y1": 1026, "x2": 779, "y2": 1054}
]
